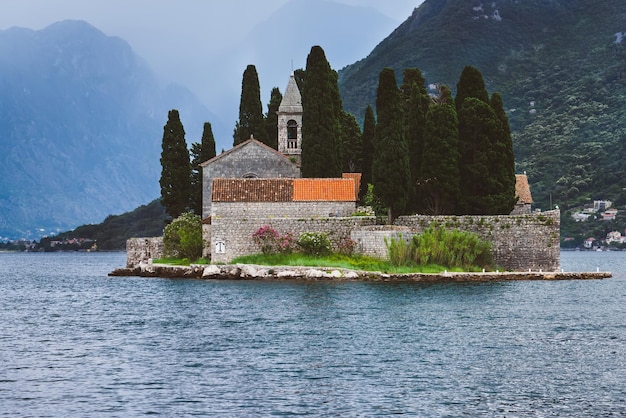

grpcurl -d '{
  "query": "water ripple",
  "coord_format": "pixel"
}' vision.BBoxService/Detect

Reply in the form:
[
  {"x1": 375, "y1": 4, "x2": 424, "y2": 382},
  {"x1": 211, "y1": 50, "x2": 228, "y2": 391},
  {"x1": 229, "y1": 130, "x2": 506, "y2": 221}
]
[{"x1": 1, "y1": 251, "x2": 625, "y2": 416}]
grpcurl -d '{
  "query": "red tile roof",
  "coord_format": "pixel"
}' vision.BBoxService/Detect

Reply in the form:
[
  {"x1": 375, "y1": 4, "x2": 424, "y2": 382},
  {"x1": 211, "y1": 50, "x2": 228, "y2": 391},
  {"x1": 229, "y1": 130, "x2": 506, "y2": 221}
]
[
  {"x1": 212, "y1": 178, "x2": 293, "y2": 202},
  {"x1": 293, "y1": 178, "x2": 356, "y2": 201},
  {"x1": 211, "y1": 178, "x2": 356, "y2": 202}
]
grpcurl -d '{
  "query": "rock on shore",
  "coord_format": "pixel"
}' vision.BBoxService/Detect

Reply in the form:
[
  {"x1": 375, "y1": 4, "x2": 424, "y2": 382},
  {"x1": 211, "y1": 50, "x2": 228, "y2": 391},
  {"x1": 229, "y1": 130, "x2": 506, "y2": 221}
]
[{"x1": 109, "y1": 263, "x2": 612, "y2": 282}]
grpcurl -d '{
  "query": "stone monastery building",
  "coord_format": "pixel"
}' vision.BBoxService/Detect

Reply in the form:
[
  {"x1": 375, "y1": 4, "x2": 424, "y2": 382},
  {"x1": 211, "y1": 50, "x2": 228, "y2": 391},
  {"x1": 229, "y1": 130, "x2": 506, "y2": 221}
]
[{"x1": 192, "y1": 73, "x2": 558, "y2": 271}]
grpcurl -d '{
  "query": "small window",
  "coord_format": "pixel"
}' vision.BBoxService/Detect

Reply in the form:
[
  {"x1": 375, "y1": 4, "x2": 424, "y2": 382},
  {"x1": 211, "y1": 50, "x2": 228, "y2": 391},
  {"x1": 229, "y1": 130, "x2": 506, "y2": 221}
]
[
  {"x1": 242, "y1": 172, "x2": 259, "y2": 178},
  {"x1": 287, "y1": 120, "x2": 298, "y2": 148}
]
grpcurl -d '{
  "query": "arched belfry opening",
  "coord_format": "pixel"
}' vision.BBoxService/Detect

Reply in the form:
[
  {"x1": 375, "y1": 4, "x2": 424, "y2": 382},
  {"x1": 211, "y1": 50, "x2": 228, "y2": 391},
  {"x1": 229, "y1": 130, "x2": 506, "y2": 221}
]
[{"x1": 277, "y1": 73, "x2": 302, "y2": 167}]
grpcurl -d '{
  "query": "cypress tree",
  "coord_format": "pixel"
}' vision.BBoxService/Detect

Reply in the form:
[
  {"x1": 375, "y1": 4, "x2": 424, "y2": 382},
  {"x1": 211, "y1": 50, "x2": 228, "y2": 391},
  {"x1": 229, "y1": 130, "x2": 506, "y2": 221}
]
[
  {"x1": 160, "y1": 109, "x2": 191, "y2": 219},
  {"x1": 301, "y1": 46, "x2": 342, "y2": 178},
  {"x1": 233, "y1": 64, "x2": 268, "y2": 146},
  {"x1": 372, "y1": 68, "x2": 411, "y2": 223},
  {"x1": 359, "y1": 105, "x2": 376, "y2": 201},
  {"x1": 400, "y1": 68, "x2": 430, "y2": 212},
  {"x1": 455, "y1": 65, "x2": 490, "y2": 112},
  {"x1": 420, "y1": 85, "x2": 460, "y2": 215},
  {"x1": 190, "y1": 122, "x2": 217, "y2": 216},
  {"x1": 489, "y1": 92, "x2": 517, "y2": 214},
  {"x1": 457, "y1": 97, "x2": 501, "y2": 214},
  {"x1": 339, "y1": 110, "x2": 362, "y2": 173},
  {"x1": 264, "y1": 87, "x2": 282, "y2": 150}
]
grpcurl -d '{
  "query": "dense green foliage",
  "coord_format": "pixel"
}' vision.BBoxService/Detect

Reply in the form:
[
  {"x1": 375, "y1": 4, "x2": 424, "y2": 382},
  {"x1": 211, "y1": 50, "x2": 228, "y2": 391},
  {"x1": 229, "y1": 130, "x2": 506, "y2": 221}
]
[
  {"x1": 233, "y1": 65, "x2": 268, "y2": 146},
  {"x1": 420, "y1": 87, "x2": 460, "y2": 214},
  {"x1": 359, "y1": 105, "x2": 376, "y2": 201},
  {"x1": 296, "y1": 232, "x2": 332, "y2": 256},
  {"x1": 401, "y1": 68, "x2": 429, "y2": 212},
  {"x1": 456, "y1": 66, "x2": 516, "y2": 215},
  {"x1": 36, "y1": 199, "x2": 167, "y2": 251},
  {"x1": 385, "y1": 227, "x2": 492, "y2": 270},
  {"x1": 163, "y1": 212, "x2": 203, "y2": 261},
  {"x1": 301, "y1": 46, "x2": 343, "y2": 178},
  {"x1": 338, "y1": 0, "x2": 626, "y2": 220},
  {"x1": 372, "y1": 68, "x2": 411, "y2": 222},
  {"x1": 339, "y1": 111, "x2": 363, "y2": 173},
  {"x1": 264, "y1": 87, "x2": 282, "y2": 150},
  {"x1": 159, "y1": 109, "x2": 191, "y2": 219},
  {"x1": 190, "y1": 122, "x2": 217, "y2": 216}
]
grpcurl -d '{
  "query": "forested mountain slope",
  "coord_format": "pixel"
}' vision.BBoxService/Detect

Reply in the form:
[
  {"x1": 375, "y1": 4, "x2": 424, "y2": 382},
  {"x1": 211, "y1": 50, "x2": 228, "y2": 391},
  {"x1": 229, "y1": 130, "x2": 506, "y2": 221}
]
[{"x1": 339, "y1": 0, "x2": 626, "y2": 211}]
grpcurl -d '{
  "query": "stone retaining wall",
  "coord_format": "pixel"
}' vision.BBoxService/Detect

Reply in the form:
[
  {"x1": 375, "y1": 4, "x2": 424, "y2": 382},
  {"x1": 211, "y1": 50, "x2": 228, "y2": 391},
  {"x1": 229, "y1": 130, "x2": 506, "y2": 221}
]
[
  {"x1": 126, "y1": 237, "x2": 164, "y2": 268},
  {"x1": 392, "y1": 211, "x2": 561, "y2": 271},
  {"x1": 210, "y1": 216, "x2": 376, "y2": 264},
  {"x1": 212, "y1": 201, "x2": 356, "y2": 219}
]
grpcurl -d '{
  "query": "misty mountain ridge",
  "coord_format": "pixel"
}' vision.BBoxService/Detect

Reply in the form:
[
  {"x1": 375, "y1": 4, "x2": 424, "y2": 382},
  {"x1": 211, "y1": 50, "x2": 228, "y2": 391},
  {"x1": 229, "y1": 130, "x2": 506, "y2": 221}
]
[{"x1": 0, "y1": 20, "x2": 210, "y2": 239}]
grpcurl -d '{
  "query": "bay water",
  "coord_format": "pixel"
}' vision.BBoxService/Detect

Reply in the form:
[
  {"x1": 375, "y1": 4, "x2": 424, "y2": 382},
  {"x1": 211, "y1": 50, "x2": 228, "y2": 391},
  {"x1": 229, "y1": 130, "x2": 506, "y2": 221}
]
[{"x1": 1, "y1": 251, "x2": 625, "y2": 416}]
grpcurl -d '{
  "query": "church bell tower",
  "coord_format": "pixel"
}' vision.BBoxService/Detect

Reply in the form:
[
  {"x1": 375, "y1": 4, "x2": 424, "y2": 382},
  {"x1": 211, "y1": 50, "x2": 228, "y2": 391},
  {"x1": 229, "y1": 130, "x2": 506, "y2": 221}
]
[{"x1": 277, "y1": 73, "x2": 302, "y2": 167}]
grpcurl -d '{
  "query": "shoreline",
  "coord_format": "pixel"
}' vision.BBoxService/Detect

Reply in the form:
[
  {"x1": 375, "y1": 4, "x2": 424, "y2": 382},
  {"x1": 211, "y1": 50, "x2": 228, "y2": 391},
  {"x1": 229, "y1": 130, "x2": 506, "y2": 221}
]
[{"x1": 109, "y1": 263, "x2": 612, "y2": 282}]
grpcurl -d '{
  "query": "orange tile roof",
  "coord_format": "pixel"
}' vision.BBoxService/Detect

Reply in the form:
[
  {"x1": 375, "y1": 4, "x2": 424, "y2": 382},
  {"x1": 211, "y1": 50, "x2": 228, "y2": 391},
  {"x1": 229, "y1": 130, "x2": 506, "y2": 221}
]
[
  {"x1": 293, "y1": 178, "x2": 356, "y2": 201},
  {"x1": 515, "y1": 174, "x2": 533, "y2": 204},
  {"x1": 212, "y1": 178, "x2": 293, "y2": 202},
  {"x1": 342, "y1": 173, "x2": 362, "y2": 199}
]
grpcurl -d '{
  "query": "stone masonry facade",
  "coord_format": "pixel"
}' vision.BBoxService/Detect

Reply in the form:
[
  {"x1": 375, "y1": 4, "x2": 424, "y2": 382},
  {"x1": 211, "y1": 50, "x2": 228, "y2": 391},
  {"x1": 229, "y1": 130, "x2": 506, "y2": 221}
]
[
  {"x1": 126, "y1": 237, "x2": 164, "y2": 268},
  {"x1": 128, "y1": 211, "x2": 560, "y2": 272},
  {"x1": 210, "y1": 216, "x2": 376, "y2": 264},
  {"x1": 391, "y1": 210, "x2": 560, "y2": 271}
]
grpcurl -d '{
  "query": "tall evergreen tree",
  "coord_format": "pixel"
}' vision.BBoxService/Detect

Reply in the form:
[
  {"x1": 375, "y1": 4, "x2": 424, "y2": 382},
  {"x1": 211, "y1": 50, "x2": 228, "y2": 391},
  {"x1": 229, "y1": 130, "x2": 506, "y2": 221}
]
[
  {"x1": 419, "y1": 85, "x2": 460, "y2": 215},
  {"x1": 301, "y1": 46, "x2": 342, "y2": 178},
  {"x1": 160, "y1": 109, "x2": 191, "y2": 219},
  {"x1": 339, "y1": 110, "x2": 362, "y2": 172},
  {"x1": 489, "y1": 92, "x2": 517, "y2": 213},
  {"x1": 457, "y1": 97, "x2": 502, "y2": 214},
  {"x1": 372, "y1": 68, "x2": 411, "y2": 223},
  {"x1": 359, "y1": 105, "x2": 376, "y2": 201},
  {"x1": 455, "y1": 65, "x2": 490, "y2": 112},
  {"x1": 264, "y1": 87, "x2": 282, "y2": 150},
  {"x1": 190, "y1": 122, "x2": 217, "y2": 216},
  {"x1": 233, "y1": 64, "x2": 268, "y2": 146},
  {"x1": 400, "y1": 68, "x2": 430, "y2": 212}
]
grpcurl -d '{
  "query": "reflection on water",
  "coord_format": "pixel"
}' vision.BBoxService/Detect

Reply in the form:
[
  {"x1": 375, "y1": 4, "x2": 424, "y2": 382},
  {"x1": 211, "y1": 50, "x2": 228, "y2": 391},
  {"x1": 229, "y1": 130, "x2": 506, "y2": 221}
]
[{"x1": 1, "y1": 251, "x2": 625, "y2": 416}]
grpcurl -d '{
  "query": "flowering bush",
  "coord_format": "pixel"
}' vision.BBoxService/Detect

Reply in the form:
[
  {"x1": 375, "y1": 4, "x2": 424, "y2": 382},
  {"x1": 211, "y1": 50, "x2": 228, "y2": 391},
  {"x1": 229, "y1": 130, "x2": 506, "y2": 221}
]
[
  {"x1": 337, "y1": 237, "x2": 357, "y2": 256},
  {"x1": 297, "y1": 232, "x2": 332, "y2": 256},
  {"x1": 252, "y1": 226, "x2": 295, "y2": 254}
]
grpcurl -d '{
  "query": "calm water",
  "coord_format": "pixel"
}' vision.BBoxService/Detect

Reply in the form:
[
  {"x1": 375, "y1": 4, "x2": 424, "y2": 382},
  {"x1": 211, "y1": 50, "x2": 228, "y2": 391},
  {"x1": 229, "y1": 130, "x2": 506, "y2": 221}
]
[{"x1": 1, "y1": 251, "x2": 625, "y2": 416}]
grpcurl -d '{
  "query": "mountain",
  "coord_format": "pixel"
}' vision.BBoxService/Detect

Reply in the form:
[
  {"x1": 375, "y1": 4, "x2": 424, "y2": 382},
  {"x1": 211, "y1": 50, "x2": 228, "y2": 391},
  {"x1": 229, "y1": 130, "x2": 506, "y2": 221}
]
[
  {"x1": 338, "y1": 0, "x2": 626, "y2": 211},
  {"x1": 0, "y1": 20, "x2": 211, "y2": 239},
  {"x1": 35, "y1": 199, "x2": 167, "y2": 251}
]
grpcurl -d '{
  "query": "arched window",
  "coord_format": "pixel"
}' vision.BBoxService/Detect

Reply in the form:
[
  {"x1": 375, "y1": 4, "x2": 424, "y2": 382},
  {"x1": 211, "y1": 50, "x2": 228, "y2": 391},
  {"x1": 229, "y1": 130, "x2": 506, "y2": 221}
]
[
  {"x1": 242, "y1": 172, "x2": 259, "y2": 178},
  {"x1": 287, "y1": 120, "x2": 298, "y2": 149}
]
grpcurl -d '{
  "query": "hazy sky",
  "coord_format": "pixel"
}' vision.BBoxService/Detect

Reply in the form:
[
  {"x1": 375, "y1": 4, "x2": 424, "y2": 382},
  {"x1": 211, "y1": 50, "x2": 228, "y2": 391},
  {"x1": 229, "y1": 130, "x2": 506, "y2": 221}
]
[{"x1": 0, "y1": 0, "x2": 423, "y2": 140}]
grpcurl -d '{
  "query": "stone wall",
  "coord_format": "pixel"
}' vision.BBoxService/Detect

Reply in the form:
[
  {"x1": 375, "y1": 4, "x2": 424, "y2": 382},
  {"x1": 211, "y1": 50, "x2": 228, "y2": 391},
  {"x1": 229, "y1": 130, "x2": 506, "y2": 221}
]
[
  {"x1": 212, "y1": 201, "x2": 356, "y2": 220},
  {"x1": 126, "y1": 237, "x2": 164, "y2": 268},
  {"x1": 211, "y1": 216, "x2": 376, "y2": 263},
  {"x1": 391, "y1": 210, "x2": 561, "y2": 271},
  {"x1": 350, "y1": 226, "x2": 413, "y2": 260}
]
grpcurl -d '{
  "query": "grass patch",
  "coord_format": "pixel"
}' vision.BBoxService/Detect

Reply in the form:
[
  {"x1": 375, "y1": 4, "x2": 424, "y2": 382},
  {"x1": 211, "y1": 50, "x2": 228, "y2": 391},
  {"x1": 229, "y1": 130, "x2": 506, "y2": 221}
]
[
  {"x1": 153, "y1": 257, "x2": 210, "y2": 266},
  {"x1": 230, "y1": 253, "x2": 466, "y2": 274}
]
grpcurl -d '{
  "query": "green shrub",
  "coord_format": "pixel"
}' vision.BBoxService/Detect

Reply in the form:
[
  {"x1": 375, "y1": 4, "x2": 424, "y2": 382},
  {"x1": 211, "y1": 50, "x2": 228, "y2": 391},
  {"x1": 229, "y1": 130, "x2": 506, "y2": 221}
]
[
  {"x1": 297, "y1": 232, "x2": 332, "y2": 256},
  {"x1": 163, "y1": 212, "x2": 203, "y2": 260},
  {"x1": 385, "y1": 235, "x2": 414, "y2": 267},
  {"x1": 411, "y1": 227, "x2": 492, "y2": 269}
]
